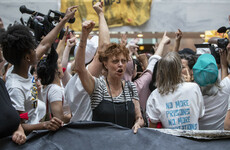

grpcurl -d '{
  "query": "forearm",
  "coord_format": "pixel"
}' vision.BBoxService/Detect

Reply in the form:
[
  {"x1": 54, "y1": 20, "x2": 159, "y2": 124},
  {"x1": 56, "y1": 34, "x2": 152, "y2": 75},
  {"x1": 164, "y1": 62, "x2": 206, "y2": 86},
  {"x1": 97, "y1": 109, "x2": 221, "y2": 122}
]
[
  {"x1": 98, "y1": 12, "x2": 110, "y2": 49},
  {"x1": 154, "y1": 42, "x2": 165, "y2": 56},
  {"x1": 36, "y1": 17, "x2": 69, "y2": 60},
  {"x1": 75, "y1": 36, "x2": 87, "y2": 73},
  {"x1": 56, "y1": 38, "x2": 67, "y2": 61},
  {"x1": 149, "y1": 121, "x2": 157, "y2": 128},
  {"x1": 224, "y1": 110, "x2": 230, "y2": 130},
  {"x1": 22, "y1": 122, "x2": 45, "y2": 132},
  {"x1": 62, "y1": 71, "x2": 71, "y2": 87},
  {"x1": 62, "y1": 46, "x2": 71, "y2": 69},
  {"x1": 133, "y1": 100, "x2": 144, "y2": 127},
  {"x1": 88, "y1": 12, "x2": 110, "y2": 77},
  {"x1": 173, "y1": 40, "x2": 180, "y2": 52}
]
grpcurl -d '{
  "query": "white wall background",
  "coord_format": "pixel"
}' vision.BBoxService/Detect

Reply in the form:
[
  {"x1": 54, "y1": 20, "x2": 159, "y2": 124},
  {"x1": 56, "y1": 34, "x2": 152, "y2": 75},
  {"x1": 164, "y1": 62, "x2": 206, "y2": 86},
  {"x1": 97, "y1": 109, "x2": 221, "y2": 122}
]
[{"x1": 0, "y1": 0, "x2": 229, "y2": 32}]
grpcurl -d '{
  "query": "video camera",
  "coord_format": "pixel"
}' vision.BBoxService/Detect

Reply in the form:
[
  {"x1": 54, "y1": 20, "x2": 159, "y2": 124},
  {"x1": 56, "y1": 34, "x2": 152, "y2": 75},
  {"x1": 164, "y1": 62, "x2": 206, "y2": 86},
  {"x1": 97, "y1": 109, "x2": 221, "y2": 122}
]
[{"x1": 19, "y1": 5, "x2": 75, "y2": 42}]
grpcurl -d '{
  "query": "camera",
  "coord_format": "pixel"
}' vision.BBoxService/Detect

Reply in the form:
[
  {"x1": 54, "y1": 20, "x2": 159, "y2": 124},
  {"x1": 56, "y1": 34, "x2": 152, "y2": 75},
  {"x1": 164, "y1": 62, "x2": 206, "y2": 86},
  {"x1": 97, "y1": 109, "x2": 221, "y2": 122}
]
[
  {"x1": 217, "y1": 38, "x2": 229, "y2": 50},
  {"x1": 217, "y1": 26, "x2": 230, "y2": 50},
  {"x1": 19, "y1": 5, "x2": 75, "y2": 42}
]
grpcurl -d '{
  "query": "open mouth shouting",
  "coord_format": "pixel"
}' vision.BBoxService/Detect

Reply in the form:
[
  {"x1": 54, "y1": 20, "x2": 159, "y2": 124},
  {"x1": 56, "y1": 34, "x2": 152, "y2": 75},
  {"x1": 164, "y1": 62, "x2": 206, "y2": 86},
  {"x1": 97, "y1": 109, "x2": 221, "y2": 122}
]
[{"x1": 117, "y1": 68, "x2": 123, "y2": 75}]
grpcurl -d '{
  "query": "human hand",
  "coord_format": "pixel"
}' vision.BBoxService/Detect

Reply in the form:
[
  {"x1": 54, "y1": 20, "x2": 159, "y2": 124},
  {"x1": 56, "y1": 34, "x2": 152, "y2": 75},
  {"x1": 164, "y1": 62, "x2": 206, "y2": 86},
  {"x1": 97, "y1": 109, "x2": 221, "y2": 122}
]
[
  {"x1": 175, "y1": 29, "x2": 182, "y2": 41},
  {"x1": 93, "y1": 2, "x2": 103, "y2": 15},
  {"x1": 161, "y1": 31, "x2": 170, "y2": 45},
  {"x1": 82, "y1": 20, "x2": 95, "y2": 36},
  {"x1": 12, "y1": 125, "x2": 26, "y2": 145},
  {"x1": 132, "y1": 122, "x2": 141, "y2": 134},
  {"x1": 120, "y1": 34, "x2": 127, "y2": 46},
  {"x1": 182, "y1": 67, "x2": 191, "y2": 82},
  {"x1": 67, "y1": 36, "x2": 77, "y2": 48},
  {"x1": 64, "y1": 6, "x2": 78, "y2": 22},
  {"x1": 43, "y1": 117, "x2": 64, "y2": 131}
]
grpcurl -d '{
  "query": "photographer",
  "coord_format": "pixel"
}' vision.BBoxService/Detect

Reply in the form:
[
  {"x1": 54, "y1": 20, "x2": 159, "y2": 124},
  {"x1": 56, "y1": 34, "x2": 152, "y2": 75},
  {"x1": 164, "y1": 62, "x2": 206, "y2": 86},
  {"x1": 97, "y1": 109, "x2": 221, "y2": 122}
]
[
  {"x1": 223, "y1": 42, "x2": 230, "y2": 130},
  {"x1": 0, "y1": 5, "x2": 77, "y2": 134},
  {"x1": 193, "y1": 47, "x2": 230, "y2": 130}
]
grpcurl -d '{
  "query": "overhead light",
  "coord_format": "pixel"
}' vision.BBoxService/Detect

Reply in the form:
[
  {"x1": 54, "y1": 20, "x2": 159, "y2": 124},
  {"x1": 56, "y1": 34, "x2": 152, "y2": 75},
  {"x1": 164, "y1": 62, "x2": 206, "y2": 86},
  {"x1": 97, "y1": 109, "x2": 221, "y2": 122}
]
[
  {"x1": 137, "y1": 33, "x2": 143, "y2": 38},
  {"x1": 139, "y1": 45, "x2": 144, "y2": 50},
  {"x1": 200, "y1": 34, "x2": 205, "y2": 38}
]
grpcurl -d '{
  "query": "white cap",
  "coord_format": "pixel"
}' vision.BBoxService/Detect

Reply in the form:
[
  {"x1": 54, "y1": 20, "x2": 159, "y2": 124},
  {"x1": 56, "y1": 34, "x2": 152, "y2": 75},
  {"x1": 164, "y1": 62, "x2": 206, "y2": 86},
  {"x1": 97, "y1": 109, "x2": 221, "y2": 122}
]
[
  {"x1": 74, "y1": 35, "x2": 98, "y2": 64},
  {"x1": 196, "y1": 48, "x2": 211, "y2": 55}
]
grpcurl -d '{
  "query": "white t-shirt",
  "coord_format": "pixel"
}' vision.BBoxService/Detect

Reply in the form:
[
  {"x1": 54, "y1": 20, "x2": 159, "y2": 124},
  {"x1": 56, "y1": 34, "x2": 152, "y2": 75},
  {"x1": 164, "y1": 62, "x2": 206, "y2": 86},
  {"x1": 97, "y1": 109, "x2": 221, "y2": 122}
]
[
  {"x1": 41, "y1": 84, "x2": 64, "y2": 114},
  {"x1": 5, "y1": 67, "x2": 46, "y2": 124},
  {"x1": 65, "y1": 74, "x2": 92, "y2": 122},
  {"x1": 199, "y1": 77, "x2": 230, "y2": 130},
  {"x1": 146, "y1": 82, "x2": 205, "y2": 130}
]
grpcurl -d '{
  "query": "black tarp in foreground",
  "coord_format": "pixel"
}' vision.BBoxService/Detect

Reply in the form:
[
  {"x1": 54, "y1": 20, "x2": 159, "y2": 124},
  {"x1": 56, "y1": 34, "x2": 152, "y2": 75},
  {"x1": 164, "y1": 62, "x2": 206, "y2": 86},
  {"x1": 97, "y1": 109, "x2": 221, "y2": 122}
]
[{"x1": 1, "y1": 121, "x2": 230, "y2": 150}]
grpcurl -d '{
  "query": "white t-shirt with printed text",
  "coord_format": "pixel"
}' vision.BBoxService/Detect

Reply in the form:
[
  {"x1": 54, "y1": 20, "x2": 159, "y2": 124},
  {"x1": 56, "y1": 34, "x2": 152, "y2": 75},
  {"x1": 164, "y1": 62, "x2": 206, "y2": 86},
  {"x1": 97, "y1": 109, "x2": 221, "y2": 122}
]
[{"x1": 146, "y1": 82, "x2": 205, "y2": 130}]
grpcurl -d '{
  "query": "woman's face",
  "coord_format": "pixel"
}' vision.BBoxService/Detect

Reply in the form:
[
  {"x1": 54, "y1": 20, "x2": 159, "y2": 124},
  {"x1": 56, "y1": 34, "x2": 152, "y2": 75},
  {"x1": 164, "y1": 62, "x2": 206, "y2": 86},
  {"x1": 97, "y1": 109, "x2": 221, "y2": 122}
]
[
  {"x1": 181, "y1": 58, "x2": 193, "y2": 80},
  {"x1": 57, "y1": 59, "x2": 64, "y2": 79},
  {"x1": 104, "y1": 53, "x2": 127, "y2": 79}
]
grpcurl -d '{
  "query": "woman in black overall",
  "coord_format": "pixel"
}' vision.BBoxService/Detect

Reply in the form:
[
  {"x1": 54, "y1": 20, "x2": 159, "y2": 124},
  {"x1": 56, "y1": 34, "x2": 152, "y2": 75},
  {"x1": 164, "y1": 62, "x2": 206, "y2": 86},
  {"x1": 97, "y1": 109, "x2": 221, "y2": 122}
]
[{"x1": 75, "y1": 15, "x2": 144, "y2": 133}]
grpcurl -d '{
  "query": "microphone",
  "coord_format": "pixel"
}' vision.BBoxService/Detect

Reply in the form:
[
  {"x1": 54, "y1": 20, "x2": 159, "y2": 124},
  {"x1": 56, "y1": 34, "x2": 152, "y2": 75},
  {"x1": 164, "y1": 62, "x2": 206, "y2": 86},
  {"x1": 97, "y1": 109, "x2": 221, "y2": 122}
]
[
  {"x1": 19, "y1": 5, "x2": 44, "y2": 16},
  {"x1": 19, "y1": 5, "x2": 35, "y2": 14},
  {"x1": 217, "y1": 26, "x2": 227, "y2": 33}
]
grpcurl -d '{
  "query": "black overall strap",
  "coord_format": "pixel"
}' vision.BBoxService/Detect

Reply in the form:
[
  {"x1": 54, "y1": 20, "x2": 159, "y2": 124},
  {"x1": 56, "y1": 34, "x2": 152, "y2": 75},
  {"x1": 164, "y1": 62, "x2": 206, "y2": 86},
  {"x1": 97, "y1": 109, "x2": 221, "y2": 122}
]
[{"x1": 105, "y1": 78, "x2": 128, "y2": 127}]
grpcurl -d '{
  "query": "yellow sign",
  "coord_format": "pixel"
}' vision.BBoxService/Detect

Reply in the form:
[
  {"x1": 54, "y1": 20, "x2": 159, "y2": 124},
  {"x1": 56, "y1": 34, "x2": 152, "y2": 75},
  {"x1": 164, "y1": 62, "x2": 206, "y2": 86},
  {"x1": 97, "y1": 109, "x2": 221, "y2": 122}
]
[
  {"x1": 204, "y1": 30, "x2": 229, "y2": 42},
  {"x1": 61, "y1": 0, "x2": 153, "y2": 31}
]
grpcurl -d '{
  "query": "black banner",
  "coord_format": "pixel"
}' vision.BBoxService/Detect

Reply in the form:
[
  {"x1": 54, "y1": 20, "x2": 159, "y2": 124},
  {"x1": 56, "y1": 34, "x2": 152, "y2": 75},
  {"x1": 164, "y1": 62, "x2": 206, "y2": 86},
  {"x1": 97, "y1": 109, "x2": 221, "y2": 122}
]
[{"x1": 1, "y1": 121, "x2": 230, "y2": 150}]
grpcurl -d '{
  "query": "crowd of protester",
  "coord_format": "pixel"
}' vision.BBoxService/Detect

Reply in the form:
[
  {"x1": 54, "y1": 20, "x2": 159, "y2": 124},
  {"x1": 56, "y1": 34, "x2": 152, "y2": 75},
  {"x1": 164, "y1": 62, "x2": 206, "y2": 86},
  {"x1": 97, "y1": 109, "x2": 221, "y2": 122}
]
[{"x1": 1, "y1": 2, "x2": 230, "y2": 145}]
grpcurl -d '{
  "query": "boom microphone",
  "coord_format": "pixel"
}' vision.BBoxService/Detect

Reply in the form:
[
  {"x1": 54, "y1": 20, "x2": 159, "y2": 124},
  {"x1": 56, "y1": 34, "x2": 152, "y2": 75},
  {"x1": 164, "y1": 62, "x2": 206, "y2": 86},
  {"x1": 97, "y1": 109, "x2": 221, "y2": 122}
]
[{"x1": 19, "y1": 5, "x2": 44, "y2": 16}]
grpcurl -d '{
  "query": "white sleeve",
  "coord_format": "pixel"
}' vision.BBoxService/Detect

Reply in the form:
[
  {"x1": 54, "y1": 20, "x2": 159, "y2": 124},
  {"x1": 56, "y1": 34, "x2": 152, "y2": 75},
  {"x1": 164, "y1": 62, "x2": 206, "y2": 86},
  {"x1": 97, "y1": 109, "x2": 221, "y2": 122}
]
[
  {"x1": 146, "y1": 55, "x2": 161, "y2": 73},
  {"x1": 48, "y1": 86, "x2": 63, "y2": 103},
  {"x1": 146, "y1": 92, "x2": 160, "y2": 123},
  {"x1": 8, "y1": 88, "x2": 25, "y2": 111},
  {"x1": 221, "y1": 76, "x2": 230, "y2": 94}
]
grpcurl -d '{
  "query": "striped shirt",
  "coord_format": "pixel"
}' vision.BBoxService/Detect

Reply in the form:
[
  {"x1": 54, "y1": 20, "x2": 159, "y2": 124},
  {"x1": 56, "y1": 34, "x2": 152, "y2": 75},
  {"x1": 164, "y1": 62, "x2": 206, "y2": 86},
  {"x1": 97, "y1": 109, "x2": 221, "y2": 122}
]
[{"x1": 91, "y1": 76, "x2": 139, "y2": 110}]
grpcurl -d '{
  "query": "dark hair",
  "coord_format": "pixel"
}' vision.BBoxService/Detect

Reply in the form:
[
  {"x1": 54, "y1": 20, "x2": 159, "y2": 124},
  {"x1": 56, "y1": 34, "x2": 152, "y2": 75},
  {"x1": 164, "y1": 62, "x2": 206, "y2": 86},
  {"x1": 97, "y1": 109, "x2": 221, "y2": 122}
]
[
  {"x1": 132, "y1": 59, "x2": 143, "y2": 81},
  {"x1": 37, "y1": 45, "x2": 58, "y2": 85},
  {"x1": 179, "y1": 54, "x2": 197, "y2": 70},
  {"x1": 0, "y1": 24, "x2": 36, "y2": 65},
  {"x1": 178, "y1": 48, "x2": 196, "y2": 55},
  {"x1": 149, "y1": 61, "x2": 158, "y2": 92}
]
